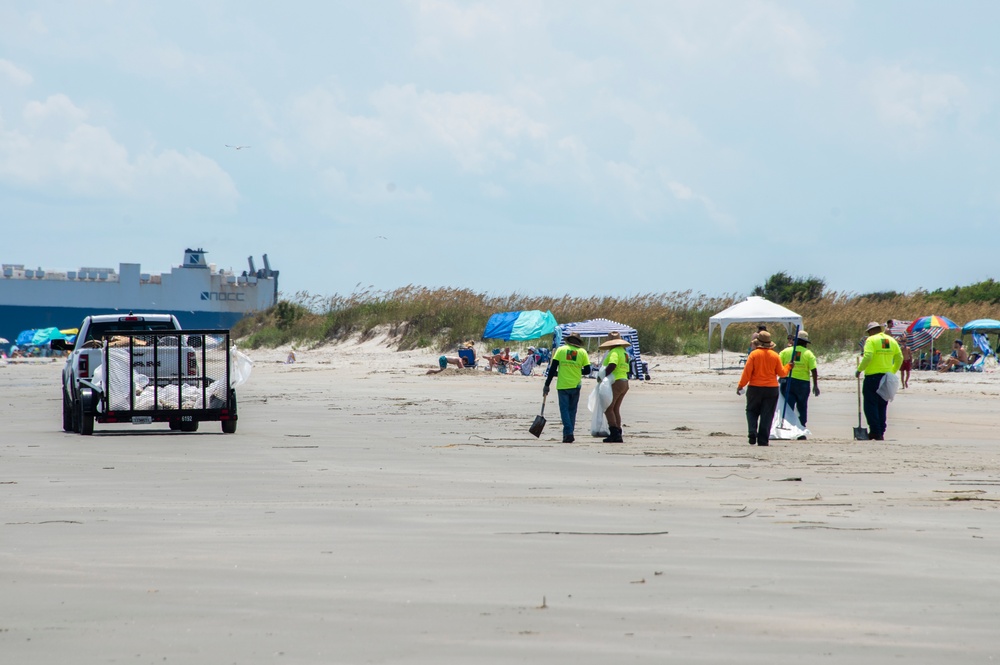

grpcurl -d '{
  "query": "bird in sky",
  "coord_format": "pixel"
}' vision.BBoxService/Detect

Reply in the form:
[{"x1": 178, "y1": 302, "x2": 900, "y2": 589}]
[
  {"x1": 225, "y1": 144, "x2": 251, "y2": 150},
  {"x1": 375, "y1": 235, "x2": 388, "y2": 240}
]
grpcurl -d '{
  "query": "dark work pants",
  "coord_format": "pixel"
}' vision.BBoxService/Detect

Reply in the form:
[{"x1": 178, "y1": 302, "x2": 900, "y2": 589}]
[
  {"x1": 785, "y1": 377, "x2": 811, "y2": 426},
  {"x1": 862, "y1": 373, "x2": 889, "y2": 438},
  {"x1": 558, "y1": 386, "x2": 581, "y2": 438},
  {"x1": 746, "y1": 385, "x2": 779, "y2": 443}
]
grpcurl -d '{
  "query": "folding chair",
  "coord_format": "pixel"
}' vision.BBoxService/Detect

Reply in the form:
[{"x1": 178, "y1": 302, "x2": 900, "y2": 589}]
[{"x1": 457, "y1": 348, "x2": 477, "y2": 369}]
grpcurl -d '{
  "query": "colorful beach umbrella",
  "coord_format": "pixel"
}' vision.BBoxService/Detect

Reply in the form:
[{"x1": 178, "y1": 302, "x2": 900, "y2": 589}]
[{"x1": 906, "y1": 315, "x2": 959, "y2": 338}]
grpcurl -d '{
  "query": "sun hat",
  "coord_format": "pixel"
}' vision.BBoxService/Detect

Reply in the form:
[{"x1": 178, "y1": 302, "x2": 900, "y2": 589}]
[
  {"x1": 564, "y1": 333, "x2": 584, "y2": 347},
  {"x1": 755, "y1": 330, "x2": 775, "y2": 348},
  {"x1": 796, "y1": 331, "x2": 810, "y2": 344},
  {"x1": 866, "y1": 321, "x2": 883, "y2": 332},
  {"x1": 599, "y1": 331, "x2": 631, "y2": 349}
]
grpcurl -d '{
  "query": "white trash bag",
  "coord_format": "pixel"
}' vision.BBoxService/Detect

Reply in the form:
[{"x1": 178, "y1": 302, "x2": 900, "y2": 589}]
[
  {"x1": 877, "y1": 372, "x2": 900, "y2": 402},
  {"x1": 587, "y1": 377, "x2": 614, "y2": 437},
  {"x1": 769, "y1": 392, "x2": 811, "y2": 440},
  {"x1": 230, "y1": 347, "x2": 253, "y2": 388}
]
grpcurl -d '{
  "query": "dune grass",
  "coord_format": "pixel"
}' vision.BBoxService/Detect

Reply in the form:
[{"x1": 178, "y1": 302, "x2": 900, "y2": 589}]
[{"x1": 231, "y1": 287, "x2": 999, "y2": 357}]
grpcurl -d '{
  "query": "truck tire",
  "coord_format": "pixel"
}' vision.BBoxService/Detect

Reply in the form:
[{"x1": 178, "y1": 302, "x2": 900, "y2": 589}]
[
  {"x1": 77, "y1": 400, "x2": 94, "y2": 436},
  {"x1": 179, "y1": 421, "x2": 199, "y2": 432},
  {"x1": 62, "y1": 390, "x2": 74, "y2": 432},
  {"x1": 221, "y1": 391, "x2": 237, "y2": 434},
  {"x1": 77, "y1": 388, "x2": 95, "y2": 436}
]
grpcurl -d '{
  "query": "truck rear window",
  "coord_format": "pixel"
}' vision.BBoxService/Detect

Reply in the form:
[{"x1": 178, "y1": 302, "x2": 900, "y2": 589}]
[{"x1": 86, "y1": 321, "x2": 177, "y2": 343}]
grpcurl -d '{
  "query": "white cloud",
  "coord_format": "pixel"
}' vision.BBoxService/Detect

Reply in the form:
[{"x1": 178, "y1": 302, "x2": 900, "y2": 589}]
[
  {"x1": 868, "y1": 64, "x2": 969, "y2": 130},
  {"x1": 666, "y1": 177, "x2": 735, "y2": 229},
  {"x1": 288, "y1": 83, "x2": 548, "y2": 174},
  {"x1": 0, "y1": 93, "x2": 237, "y2": 208},
  {"x1": 0, "y1": 59, "x2": 33, "y2": 86}
]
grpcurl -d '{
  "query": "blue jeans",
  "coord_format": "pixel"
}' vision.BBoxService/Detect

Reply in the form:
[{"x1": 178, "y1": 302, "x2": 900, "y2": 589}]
[{"x1": 557, "y1": 386, "x2": 581, "y2": 438}]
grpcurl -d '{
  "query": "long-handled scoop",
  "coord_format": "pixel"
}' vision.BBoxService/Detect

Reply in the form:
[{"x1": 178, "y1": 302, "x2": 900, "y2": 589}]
[
  {"x1": 529, "y1": 394, "x2": 547, "y2": 438},
  {"x1": 854, "y1": 374, "x2": 869, "y2": 440},
  {"x1": 777, "y1": 326, "x2": 801, "y2": 430}
]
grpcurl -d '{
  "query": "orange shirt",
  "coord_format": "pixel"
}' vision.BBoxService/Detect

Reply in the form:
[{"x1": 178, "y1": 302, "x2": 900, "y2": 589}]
[{"x1": 738, "y1": 348, "x2": 791, "y2": 389}]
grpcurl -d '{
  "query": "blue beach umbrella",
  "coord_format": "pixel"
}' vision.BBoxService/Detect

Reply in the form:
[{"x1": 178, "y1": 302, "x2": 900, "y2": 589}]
[{"x1": 483, "y1": 310, "x2": 558, "y2": 341}]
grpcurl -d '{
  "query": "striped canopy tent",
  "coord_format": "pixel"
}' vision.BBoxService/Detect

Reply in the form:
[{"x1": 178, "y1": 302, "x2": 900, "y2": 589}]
[{"x1": 555, "y1": 318, "x2": 646, "y2": 380}]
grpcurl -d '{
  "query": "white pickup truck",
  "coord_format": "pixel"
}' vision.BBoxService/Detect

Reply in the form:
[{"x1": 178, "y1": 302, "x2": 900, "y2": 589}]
[{"x1": 55, "y1": 313, "x2": 238, "y2": 435}]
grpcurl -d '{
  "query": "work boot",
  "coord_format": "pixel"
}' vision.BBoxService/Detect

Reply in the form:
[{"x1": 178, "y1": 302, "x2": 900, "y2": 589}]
[
  {"x1": 748, "y1": 434, "x2": 757, "y2": 446},
  {"x1": 563, "y1": 435, "x2": 575, "y2": 443},
  {"x1": 613, "y1": 426, "x2": 624, "y2": 443},
  {"x1": 602, "y1": 428, "x2": 616, "y2": 443}
]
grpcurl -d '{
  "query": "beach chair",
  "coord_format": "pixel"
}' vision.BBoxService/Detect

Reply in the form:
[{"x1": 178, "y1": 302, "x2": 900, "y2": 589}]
[
  {"x1": 458, "y1": 348, "x2": 477, "y2": 369},
  {"x1": 516, "y1": 354, "x2": 537, "y2": 376},
  {"x1": 964, "y1": 354, "x2": 986, "y2": 372}
]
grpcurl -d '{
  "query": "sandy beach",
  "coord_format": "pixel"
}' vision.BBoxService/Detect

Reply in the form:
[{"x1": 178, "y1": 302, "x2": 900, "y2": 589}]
[{"x1": 2, "y1": 338, "x2": 999, "y2": 664}]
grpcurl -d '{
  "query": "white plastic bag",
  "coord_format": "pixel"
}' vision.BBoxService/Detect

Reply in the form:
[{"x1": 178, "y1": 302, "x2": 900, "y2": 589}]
[
  {"x1": 587, "y1": 378, "x2": 614, "y2": 437},
  {"x1": 877, "y1": 372, "x2": 900, "y2": 402},
  {"x1": 230, "y1": 347, "x2": 253, "y2": 388}
]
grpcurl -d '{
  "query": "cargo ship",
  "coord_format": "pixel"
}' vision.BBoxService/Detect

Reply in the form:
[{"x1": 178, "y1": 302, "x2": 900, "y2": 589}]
[{"x1": 0, "y1": 249, "x2": 278, "y2": 344}]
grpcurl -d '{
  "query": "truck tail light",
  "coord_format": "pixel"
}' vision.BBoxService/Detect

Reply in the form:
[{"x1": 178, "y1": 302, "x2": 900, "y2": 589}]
[
  {"x1": 79, "y1": 354, "x2": 89, "y2": 379},
  {"x1": 187, "y1": 351, "x2": 197, "y2": 375}
]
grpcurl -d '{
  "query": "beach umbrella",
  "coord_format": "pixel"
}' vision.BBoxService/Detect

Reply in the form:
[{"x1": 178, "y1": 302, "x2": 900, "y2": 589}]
[
  {"x1": 907, "y1": 315, "x2": 959, "y2": 337},
  {"x1": 906, "y1": 316, "x2": 959, "y2": 367}
]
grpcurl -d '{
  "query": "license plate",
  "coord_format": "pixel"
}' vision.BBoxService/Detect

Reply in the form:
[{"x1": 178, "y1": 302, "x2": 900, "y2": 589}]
[{"x1": 131, "y1": 416, "x2": 153, "y2": 424}]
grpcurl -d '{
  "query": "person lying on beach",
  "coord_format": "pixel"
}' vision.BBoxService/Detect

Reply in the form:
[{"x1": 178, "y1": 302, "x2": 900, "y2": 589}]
[{"x1": 426, "y1": 355, "x2": 466, "y2": 374}]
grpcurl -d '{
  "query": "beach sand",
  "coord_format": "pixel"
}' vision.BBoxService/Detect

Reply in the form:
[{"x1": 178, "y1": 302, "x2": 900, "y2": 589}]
[{"x1": 2, "y1": 339, "x2": 999, "y2": 663}]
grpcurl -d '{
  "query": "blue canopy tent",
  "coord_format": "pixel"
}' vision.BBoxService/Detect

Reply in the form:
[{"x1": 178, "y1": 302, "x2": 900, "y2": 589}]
[
  {"x1": 483, "y1": 310, "x2": 558, "y2": 341},
  {"x1": 962, "y1": 319, "x2": 1000, "y2": 363},
  {"x1": 555, "y1": 318, "x2": 647, "y2": 380},
  {"x1": 961, "y1": 319, "x2": 1000, "y2": 334}
]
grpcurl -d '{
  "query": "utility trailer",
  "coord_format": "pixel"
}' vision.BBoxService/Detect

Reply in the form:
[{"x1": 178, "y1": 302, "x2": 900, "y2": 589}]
[{"x1": 68, "y1": 329, "x2": 238, "y2": 435}]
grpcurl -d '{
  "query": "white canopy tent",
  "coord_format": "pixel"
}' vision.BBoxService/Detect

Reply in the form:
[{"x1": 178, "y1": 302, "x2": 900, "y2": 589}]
[{"x1": 708, "y1": 296, "x2": 803, "y2": 368}]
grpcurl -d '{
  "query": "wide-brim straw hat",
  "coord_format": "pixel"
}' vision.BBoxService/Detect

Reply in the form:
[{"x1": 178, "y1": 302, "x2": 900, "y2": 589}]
[
  {"x1": 564, "y1": 333, "x2": 584, "y2": 347},
  {"x1": 599, "y1": 331, "x2": 630, "y2": 349},
  {"x1": 755, "y1": 330, "x2": 775, "y2": 348}
]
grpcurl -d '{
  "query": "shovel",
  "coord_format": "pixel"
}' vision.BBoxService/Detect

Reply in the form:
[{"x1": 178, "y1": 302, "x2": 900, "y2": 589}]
[
  {"x1": 529, "y1": 394, "x2": 547, "y2": 438},
  {"x1": 854, "y1": 374, "x2": 869, "y2": 440}
]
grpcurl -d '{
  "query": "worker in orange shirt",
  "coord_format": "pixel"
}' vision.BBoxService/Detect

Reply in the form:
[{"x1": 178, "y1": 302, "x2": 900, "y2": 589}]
[{"x1": 737, "y1": 330, "x2": 793, "y2": 446}]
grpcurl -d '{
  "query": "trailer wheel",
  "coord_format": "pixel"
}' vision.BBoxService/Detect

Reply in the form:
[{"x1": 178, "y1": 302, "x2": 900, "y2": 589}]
[
  {"x1": 169, "y1": 421, "x2": 180, "y2": 431},
  {"x1": 221, "y1": 391, "x2": 237, "y2": 434},
  {"x1": 179, "y1": 421, "x2": 199, "y2": 432},
  {"x1": 62, "y1": 390, "x2": 74, "y2": 432}
]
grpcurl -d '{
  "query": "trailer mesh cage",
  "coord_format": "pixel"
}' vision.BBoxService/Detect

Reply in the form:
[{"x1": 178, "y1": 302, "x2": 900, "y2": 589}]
[{"x1": 99, "y1": 330, "x2": 232, "y2": 417}]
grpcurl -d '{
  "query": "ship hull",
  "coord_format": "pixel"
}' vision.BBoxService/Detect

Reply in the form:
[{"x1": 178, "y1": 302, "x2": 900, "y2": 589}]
[
  {"x1": 0, "y1": 250, "x2": 277, "y2": 344},
  {"x1": 0, "y1": 304, "x2": 248, "y2": 342}
]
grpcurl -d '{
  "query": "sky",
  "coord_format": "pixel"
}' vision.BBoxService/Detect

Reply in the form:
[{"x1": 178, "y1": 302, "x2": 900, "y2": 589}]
[{"x1": 2, "y1": 1, "x2": 999, "y2": 303}]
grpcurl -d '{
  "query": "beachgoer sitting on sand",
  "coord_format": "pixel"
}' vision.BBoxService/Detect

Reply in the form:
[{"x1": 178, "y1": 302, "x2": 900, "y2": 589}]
[
  {"x1": 426, "y1": 355, "x2": 466, "y2": 375},
  {"x1": 487, "y1": 347, "x2": 511, "y2": 372},
  {"x1": 938, "y1": 340, "x2": 970, "y2": 372}
]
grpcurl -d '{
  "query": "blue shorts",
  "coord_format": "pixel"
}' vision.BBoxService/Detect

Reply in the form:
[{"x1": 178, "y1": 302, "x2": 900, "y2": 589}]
[{"x1": 439, "y1": 356, "x2": 448, "y2": 369}]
